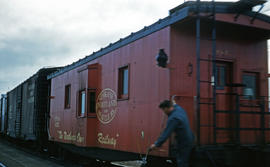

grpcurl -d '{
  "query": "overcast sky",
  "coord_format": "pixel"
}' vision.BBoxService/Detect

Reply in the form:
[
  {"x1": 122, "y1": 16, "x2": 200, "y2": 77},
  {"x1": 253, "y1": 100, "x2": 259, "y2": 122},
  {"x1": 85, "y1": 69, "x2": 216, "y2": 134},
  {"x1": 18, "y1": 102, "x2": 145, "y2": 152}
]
[{"x1": 0, "y1": 0, "x2": 269, "y2": 94}]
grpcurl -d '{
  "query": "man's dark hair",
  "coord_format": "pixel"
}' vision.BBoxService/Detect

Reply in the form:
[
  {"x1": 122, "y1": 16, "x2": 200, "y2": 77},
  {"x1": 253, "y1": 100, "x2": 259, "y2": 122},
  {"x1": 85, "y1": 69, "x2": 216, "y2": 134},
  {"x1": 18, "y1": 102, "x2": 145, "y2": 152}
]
[{"x1": 159, "y1": 100, "x2": 173, "y2": 109}]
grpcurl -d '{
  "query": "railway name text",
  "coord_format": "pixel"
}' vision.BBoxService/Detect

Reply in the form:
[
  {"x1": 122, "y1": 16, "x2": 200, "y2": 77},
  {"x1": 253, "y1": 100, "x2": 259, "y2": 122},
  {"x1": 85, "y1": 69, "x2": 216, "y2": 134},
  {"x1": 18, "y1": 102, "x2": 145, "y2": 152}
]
[
  {"x1": 57, "y1": 130, "x2": 84, "y2": 143},
  {"x1": 97, "y1": 133, "x2": 119, "y2": 148}
]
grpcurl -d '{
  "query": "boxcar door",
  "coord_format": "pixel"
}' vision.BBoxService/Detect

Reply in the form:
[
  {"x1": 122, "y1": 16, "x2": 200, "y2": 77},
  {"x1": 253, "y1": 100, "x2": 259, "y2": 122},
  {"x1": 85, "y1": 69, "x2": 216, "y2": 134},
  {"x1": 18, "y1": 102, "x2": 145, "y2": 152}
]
[{"x1": 215, "y1": 61, "x2": 234, "y2": 143}]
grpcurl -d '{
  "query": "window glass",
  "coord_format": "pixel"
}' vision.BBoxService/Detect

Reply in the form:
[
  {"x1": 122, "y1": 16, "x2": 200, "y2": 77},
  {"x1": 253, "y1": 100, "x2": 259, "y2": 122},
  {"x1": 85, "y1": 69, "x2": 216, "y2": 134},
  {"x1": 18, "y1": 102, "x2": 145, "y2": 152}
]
[
  {"x1": 80, "y1": 91, "x2": 86, "y2": 116},
  {"x1": 88, "y1": 91, "x2": 96, "y2": 113},
  {"x1": 65, "y1": 85, "x2": 71, "y2": 108},
  {"x1": 123, "y1": 68, "x2": 129, "y2": 95},
  {"x1": 243, "y1": 74, "x2": 257, "y2": 99},
  {"x1": 216, "y1": 66, "x2": 226, "y2": 89},
  {"x1": 118, "y1": 66, "x2": 129, "y2": 99}
]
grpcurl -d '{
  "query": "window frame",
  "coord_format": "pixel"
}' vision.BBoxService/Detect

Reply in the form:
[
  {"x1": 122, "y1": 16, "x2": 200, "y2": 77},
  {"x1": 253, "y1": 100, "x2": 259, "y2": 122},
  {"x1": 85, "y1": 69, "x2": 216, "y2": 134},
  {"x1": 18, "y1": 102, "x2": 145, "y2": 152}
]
[
  {"x1": 64, "y1": 84, "x2": 71, "y2": 109},
  {"x1": 216, "y1": 64, "x2": 227, "y2": 90},
  {"x1": 118, "y1": 64, "x2": 130, "y2": 100},
  {"x1": 87, "y1": 88, "x2": 97, "y2": 117},
  {"x1": 78, "y1": 89, "x2": 87, "y2": 118},
  {"x1": 242, "y1": 71, "x2": 259, "y2": 99}
]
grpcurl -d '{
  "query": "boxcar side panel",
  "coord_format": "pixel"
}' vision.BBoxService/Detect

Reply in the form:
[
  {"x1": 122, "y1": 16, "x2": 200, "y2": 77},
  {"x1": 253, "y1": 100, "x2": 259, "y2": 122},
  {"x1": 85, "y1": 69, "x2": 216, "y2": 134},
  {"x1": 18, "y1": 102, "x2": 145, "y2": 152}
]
[
  {"x1": 20, "y1": 68, "x2": 59, "y2": 141},
  {"x1": 21, "y1": 76, "x2": 37, "y2": 140},
  {"x1": 0, "y1": 95, "x2": 6, "y2": 133},
  {"x1": 7, "y1": 89, "x2": 17, "y2": 138},
  {"x1": 15, "y1": 85, "x2": 22, "y2": 137},
  {"x1": 2, "y1": 95, "x2": 7, "y2": 133},
  {"x1": 36, "y1": 69, "x2": 59, "y2": 142}
]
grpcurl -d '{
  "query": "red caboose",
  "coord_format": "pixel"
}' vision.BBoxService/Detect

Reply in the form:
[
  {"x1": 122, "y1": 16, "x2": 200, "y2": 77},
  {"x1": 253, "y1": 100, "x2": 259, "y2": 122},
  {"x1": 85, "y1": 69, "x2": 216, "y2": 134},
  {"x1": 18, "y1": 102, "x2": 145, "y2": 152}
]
[{"x1": 47, "y1": 1, "x2": 270, "y2": 165}]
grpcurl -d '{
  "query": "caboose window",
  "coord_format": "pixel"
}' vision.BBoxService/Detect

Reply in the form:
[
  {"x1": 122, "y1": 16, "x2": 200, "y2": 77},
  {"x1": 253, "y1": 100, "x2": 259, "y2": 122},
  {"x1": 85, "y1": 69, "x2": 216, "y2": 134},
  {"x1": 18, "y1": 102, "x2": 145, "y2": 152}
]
[
  {"x1": 216, "y1": 66, "x2": 226, "y2": 89},
  {"x1": 79, "y1": 90, "x2": 86, "y2": 117},
  {"x1": 118, "y1": 65, "x2": 129, "y2": 99},
  {"x1": 88, "y1": 91, "x2": 96, "y2": 114},
  {"x1": 243, "y1": 73, "x2": 258, "y2": 99},
  {"x1": 64, "y1": 85, "x2": 71, "y2": 109}
]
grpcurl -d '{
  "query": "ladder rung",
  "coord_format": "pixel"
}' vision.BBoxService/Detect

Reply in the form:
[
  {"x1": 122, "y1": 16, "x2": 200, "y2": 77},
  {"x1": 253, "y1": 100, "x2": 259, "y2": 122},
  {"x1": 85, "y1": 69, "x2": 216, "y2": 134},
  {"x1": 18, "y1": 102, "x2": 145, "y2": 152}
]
[
  {"x1": 200, "y1": 38, "x2": 213, "y2": 41},
  {"x1": 199, "y1": 58, "x2": 215, "y2": 62},
  {"x1": 199, "y1": 80, "x2": 213, "y2": 83},
  {"x1": 215, "y1": 127, "x2": 270, "y2": 131},
  {"x1": 200, "y1": 59, "x2": 213, "y2": 62},
  {"x1": 215, "y1": 110, "x2": 234, "y2": 113},
  {"x1": 199, "y1": 102, "x2": 215, "y2": 105},
  {"x1": 240, "y1": 104, "x2": 260, "y2": 108},
  {"x1": 200, "y1": 124, "x2": 213, "y2": 127},
  {"x1": 199, "y1": 14, "x2": 214, "y2": 19},
  {"x1": 215, "y1": 110, "x2": 270, "y2": 115}
]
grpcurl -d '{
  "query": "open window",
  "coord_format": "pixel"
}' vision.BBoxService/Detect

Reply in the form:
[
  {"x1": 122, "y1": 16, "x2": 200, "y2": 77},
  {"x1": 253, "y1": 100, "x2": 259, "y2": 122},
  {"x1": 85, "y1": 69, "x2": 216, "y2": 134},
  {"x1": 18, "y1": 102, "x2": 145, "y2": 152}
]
[
  {"x1": 78, "y1": 90, "x2": 86, "y2": 117},
  {"x1": 64, "y1": 84, "x2": 71, "y2": 109},
  {"x1": 118, "y1": 65, "x2": 129, "y2": 99}
]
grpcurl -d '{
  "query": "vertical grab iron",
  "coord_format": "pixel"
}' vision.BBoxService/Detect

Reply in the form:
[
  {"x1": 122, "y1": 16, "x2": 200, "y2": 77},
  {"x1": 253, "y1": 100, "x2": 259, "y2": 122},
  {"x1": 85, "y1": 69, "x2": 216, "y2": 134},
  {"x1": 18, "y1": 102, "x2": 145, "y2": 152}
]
[
  {"x1": 196, "y1": 0, "x2": 217, "y2": 146},
  {"x1": 196, "y1": 0, "x2": 201, "y2": 146},
  {"x1": 211, "y1": 0, "x2": 217, "y2": 145}
]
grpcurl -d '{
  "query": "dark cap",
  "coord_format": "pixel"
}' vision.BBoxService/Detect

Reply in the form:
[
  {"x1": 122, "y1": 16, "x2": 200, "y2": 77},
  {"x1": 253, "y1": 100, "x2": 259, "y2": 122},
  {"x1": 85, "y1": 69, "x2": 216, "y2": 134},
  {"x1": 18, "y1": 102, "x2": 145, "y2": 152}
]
[{"x1": 159, "y1": 100, "x2": 173, "y2": 109}]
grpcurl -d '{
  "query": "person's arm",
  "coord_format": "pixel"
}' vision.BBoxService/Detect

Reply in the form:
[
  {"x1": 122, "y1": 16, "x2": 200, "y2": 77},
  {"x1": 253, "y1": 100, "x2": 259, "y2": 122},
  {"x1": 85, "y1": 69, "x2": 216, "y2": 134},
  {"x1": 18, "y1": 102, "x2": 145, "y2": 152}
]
[{"x1": 154, "y1": 117, "x2": 179, "y2": 147}]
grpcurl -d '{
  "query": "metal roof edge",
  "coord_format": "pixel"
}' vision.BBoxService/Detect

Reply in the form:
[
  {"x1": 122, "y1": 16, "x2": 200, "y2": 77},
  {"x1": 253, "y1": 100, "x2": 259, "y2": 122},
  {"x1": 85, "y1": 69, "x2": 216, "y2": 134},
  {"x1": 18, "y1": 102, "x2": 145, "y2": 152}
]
[
  {"x1": 47, "y1": 6, "x2": 190, "y2": 79},
  {"x1": 48, "y1": 2, "x2": 270, "y2": 80},
  {"x1": 170, "y1": 1, "x2": 235, "y2": 14},
  {"x1": 244, "y1": 11, "x2": 270, "y2": 24},
  {"x1": 187, "y1": 3, "x2": 270, "y2": 24},
  {"x1": 7, "y1": 67, "x2": 61, "y2": 94}
]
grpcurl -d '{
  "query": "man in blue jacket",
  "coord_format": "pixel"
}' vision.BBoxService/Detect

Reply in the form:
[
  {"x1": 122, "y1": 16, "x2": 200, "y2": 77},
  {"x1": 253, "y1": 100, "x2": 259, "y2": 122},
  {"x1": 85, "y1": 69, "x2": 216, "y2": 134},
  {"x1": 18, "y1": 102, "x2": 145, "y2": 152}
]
[{"x1": 150, "y1": 99, "x2": 194, "y2": 167}]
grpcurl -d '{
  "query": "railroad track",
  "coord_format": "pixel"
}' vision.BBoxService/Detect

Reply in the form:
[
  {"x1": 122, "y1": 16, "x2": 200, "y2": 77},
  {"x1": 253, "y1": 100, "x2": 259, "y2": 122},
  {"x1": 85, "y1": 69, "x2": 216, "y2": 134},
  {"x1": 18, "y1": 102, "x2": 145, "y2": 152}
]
[
  {"x1": 0, "y1": 136, "x2": 140, "y2": 167},
  {"x1": 0, "y1": 136, "x2": 175, "y2": 167},
  {"x1": 0, "y1": 136, "x2": 174, "y2": 167}
]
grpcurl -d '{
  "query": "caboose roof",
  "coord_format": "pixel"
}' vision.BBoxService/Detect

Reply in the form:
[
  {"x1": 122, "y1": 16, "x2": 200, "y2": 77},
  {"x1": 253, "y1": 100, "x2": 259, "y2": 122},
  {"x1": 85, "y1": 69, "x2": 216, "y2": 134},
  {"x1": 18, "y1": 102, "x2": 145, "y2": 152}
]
[{"x1": 47, "y1": 1, "x2": 270, "y2": 79}]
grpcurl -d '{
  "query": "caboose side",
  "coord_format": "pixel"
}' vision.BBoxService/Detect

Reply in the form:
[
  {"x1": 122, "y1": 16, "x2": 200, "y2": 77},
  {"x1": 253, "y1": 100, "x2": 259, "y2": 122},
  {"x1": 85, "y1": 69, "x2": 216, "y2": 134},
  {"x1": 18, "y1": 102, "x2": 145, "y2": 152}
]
[
  {"x1": 47, "y1": 1, "x2": 270, "y2": 164},
  {"x1": 48, "y1": 28, "x2": 171, "y2": 160},
  {"x1": 170, "y1": 14, "x2": 270, "y2": 146}
]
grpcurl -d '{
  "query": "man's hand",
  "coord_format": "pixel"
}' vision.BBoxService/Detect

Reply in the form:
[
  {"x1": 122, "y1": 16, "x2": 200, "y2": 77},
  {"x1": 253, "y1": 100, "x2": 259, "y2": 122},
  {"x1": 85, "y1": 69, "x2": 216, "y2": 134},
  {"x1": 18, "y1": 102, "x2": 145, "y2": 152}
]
[
  {"x1": 171, "y1": 95, "x2": 176, "y2": 105},
  {"x1": 149, "y1": 144, "x2": 157, "y2": 151}
]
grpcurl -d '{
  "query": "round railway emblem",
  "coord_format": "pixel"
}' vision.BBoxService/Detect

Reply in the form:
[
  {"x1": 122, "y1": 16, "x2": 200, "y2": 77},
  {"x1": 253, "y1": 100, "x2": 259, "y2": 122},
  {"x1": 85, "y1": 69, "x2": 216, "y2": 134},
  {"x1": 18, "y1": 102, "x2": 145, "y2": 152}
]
[{"x1": 96, "y1": 88, "x2": 117, "y2": 124}]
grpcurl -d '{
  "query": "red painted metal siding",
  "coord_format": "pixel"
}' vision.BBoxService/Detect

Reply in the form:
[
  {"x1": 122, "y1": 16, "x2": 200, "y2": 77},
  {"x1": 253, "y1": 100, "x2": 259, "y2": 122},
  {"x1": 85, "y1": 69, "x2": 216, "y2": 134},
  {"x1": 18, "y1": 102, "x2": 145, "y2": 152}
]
[
  {"x1": 170, "y1": 18, "x2": 269, "y2": 145},
  {"x1": 49, "y1": 13, "x2": 270, "y2": 159},
  {"x1": 49, "y1": 27, "x2": 171, "y2": 156}
]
